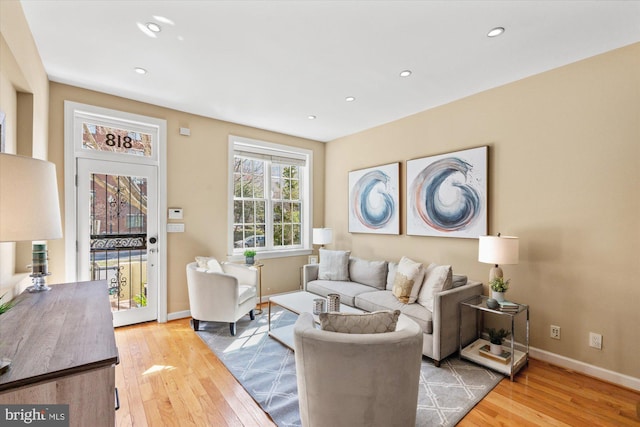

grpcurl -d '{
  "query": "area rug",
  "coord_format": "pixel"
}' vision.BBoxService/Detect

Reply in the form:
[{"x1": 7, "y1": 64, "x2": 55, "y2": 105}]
[{"x1": 196, "y1": 308, "x2": 502, "y2": 427}]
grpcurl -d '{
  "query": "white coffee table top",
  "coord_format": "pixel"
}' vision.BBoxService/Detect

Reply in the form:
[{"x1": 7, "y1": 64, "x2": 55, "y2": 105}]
[
  {"x1": 270, "y1": 291, "x2": 364, "y2": 322},
  {"x1": 268, "y1": 291, "x2": 365, "y2": 349}
]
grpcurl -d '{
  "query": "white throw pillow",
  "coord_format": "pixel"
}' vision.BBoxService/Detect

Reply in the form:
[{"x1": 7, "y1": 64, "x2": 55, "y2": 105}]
[
  {"x1": 195, "y1": 256, "x2": 213, "y2": 268},
  {"x1": 318, "y1": 249, "x2": 351, "y2": 281},
  {"x1": 417, "y1": 263, "x2": 453, "y2": 311},
  {"x1": 392, "y1": 256, "x2": 424, "y2": 304},
  {"x1": 207, "y1": 258, "x2": 223, "y2": 273},
  {"x1": 386, "y1": 261, "x2": 398, "y2": 290}
]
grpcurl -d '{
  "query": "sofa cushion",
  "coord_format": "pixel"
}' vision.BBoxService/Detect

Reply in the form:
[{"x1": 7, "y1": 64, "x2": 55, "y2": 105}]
[
  {"x1": 348, "y1": 258, "x2": 387, "y2": 290},
  {"x1": 319, "y1": 310, "x2": 400, "y2": 334},
  {"x1": 318, "y1": 249, "x2": 351, "y2": 281},
  {"x1": 238, "y1": 284, "x2": 257, "y2": 304},
  {"x1": 386, "y1": 261, "x2": 398, "y2": 290},
  {"x1": 306, "y1": 280, "x2": 376, "y2": 307},
  {"x1": 392, "y1": 256, "x2": 424, "y2": 304},
  {"x1": 452, "y1": 275, "x2": 468, "y2": 288},
  {"x1": 195, "y1": 256, "x2": 223, "y2": 273},
  {"x1": 355, "y1": 291, "x2": 433, "y2": 334},
  {"x1": 417, "y1": 263, "x2": 453, "y2": 311}
]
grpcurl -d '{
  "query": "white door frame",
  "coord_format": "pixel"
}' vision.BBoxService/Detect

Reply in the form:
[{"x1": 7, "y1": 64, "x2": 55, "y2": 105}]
[{"x1": 64, "y1": 101, "x2": 168, "y2": 323}]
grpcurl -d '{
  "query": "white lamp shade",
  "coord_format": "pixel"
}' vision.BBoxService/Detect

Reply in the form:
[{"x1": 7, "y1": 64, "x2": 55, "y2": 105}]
[
  {"x1": 312, "y1": 228, "x2": 333, "y2": 245},
  {"x1": 0, "y1": 153, "x2": 63, "y2": 242},
  {"x1": 478, "y1": 235, "x2": 519, "y2": 265}
]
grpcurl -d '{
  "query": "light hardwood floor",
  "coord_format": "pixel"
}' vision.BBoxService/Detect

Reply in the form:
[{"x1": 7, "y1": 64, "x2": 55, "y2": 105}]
[{"x1": 115, "y1": 317, "x2": 640, "y2": 426}]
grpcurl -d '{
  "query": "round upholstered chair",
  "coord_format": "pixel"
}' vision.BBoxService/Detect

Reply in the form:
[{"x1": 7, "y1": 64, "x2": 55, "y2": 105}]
[{"x1": 293, "y1": 311, "x2": 423, "y2": 427}]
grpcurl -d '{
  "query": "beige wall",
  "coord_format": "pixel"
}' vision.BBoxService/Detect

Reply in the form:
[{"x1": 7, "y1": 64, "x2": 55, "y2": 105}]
[
  {"x1": 325, "y1": 43, "x2": 640, "y2": 378},
  {"x1": 48, "y1": 83, "x2": 325, "y2": 314},
  {"x1": 0, "y1": 0, "x2": 50, "y2": 298}
]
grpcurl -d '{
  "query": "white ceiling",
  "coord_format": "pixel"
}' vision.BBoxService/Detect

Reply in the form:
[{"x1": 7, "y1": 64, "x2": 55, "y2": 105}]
[{"x1": 19, "y1": 1, "x2": 640, "y2": 142}]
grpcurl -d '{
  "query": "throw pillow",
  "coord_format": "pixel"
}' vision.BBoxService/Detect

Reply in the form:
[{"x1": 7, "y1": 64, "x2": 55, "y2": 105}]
[
  {"x1": 386, "y1": 261, "x2": 398, "y2": 290},
  {"x1": 318, "y1": 249, "x2": 351, "y2": 281},
  {"x1": 392, "y1": 256, "x2": 424, "y2": 304},
  {"x1": 349, "y1": 258, "x2": 388, "y2": 289},
  {"x1": 207, "y1": 258, "x2": 223, "y2": 273},
  {"x1": 195, "y1": 256, "x2": 213, "y2": 268},
  {"x1": 319, "y1": 310, "x2": 401, "y2": 334},
  {"x1": 417, "y1": 263, "x2": 453, "y2": 311}
]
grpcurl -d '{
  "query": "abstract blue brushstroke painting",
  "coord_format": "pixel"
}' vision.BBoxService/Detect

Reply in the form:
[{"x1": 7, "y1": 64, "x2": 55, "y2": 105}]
[
  {"x1": 349, "y1": 162, "x2": 400, "y2": 234},
  {"x1": 407, "y1": 146, "x2": 487, "y2": 238}
]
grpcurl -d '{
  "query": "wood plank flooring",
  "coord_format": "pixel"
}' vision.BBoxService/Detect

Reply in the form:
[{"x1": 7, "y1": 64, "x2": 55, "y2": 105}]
[{"x1": 114, "y1": 317, "x2": 640, "y2": 426}]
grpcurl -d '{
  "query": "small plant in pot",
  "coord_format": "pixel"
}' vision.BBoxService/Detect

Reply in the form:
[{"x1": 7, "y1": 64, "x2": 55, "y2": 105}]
[
  {"x1": 486, "y1": 327, "x2": 510, "y2": 355},
  {"x1": 244, "y1": 249, "x2": 257, "y2": 265},
  {"x1": 489, "y1": 277, "x2": 510, "y2": 302}
]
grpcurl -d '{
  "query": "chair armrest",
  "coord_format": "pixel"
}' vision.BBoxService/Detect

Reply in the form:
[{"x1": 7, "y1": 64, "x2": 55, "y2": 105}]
[
  {"x1": 302, "y1": 264, "x2": 319, "y2": 291},
  {"x1": 431, "y1": 281, "x2": 483, "y2": 362},
  {"x1": 221, "y1": 262, "x2": 258, "y2": 287}
]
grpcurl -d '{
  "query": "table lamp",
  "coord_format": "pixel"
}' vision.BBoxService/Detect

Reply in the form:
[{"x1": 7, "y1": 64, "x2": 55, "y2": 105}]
[
  {"x1": 312, "y1": 228, "x2": 332, "y2": 249},
  {"x1": 478, "y1": 233, "x2": 519, "y2": 282},
  {"x1": 0, "y1": 153, "x2": 63, "y2": 292}
]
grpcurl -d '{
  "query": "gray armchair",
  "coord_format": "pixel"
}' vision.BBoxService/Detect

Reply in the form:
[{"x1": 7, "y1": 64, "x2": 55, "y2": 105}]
[
  {"x1": 186, "y1": 262, "x2": 257, "y2": 335},
  {"x1": 293, "y1": 312, "x2": 423, "y2": 427}
]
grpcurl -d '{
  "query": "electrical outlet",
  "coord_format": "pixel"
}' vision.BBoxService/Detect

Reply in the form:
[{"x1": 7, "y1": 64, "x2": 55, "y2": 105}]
[
  {"x1": 550, "y1": 325, "x2": 561, "y2": 340},
  {"x1": 590, "y1": 332, "x2": 602, "y2": 349}
]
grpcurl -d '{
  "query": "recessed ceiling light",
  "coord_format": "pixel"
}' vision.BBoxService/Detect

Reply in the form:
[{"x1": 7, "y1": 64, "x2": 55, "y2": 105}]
[
  {"x1": 399, "y1": 70, "x2": 412, "y2": 77},
  {"x1": 487, "y1": 27, "x2": 505, "y2": 38},
  {"x1": 134, "y1": 67, "x2": 147, "y2": 75},
  {"x1": 345, "y1": 96, "x2": 356, "y2": 102},
  {"x1": 307, "y1": 115, "x2": 317, "y2": 120},
  {"x1": 146, "y1": 22, "x2": 161, "y2": 33}
]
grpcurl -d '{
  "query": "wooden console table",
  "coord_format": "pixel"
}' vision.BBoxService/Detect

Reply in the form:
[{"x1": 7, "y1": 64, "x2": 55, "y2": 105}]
[{"x1": 0, "y1": 281, "x2": 118, "y2": 426}]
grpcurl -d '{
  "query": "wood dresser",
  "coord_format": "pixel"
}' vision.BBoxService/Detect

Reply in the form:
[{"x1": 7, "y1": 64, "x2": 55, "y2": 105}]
[{"x1": 0, "y1": 280, "x2": 118, "y2": 426}]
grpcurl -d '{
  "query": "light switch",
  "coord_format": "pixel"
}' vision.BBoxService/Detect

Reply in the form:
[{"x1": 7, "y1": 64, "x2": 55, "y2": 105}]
[{"x1": 167, "y1": 223, "x2": 185, "y2": 233}]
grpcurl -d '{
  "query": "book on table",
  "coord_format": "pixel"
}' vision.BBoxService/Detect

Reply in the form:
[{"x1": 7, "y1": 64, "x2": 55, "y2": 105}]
[
  {"x1": 479, "y1": 344, "x2": 512, "y2": 364},
  {"x1": 498, "y1": 301, "x2": 519, "y2": 312}
]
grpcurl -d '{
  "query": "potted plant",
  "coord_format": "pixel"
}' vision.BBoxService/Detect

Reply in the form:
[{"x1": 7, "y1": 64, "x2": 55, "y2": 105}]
[
  {"x1": 489, "y1": 277, "x2": 510, "y2": 302},
  {"x1": 486, "y1": 327, "x2": 510, "y2": 355},
  {"x1": 244, "y1": 249, "x2": 257, "y2": 265},
  {"x1": 0, "y1": 292, "x2": 15, "y2": 315}
]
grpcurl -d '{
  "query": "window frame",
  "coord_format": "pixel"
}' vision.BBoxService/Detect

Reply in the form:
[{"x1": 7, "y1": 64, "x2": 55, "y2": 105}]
[{"x1": 228, "y1": 135, "x2": 313, "y2": 260}]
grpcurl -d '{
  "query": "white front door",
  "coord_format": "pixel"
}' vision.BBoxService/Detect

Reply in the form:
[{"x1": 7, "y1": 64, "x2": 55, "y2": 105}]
[
  {"x1": 65, "y1": 101, "x2": 167, "y2": 326},
  {"x1": 77, "y1": 158, "x2": 158, "y2": 326}
]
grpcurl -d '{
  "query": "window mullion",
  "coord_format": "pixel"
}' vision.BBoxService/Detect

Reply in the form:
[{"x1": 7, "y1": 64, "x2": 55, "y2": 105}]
[{"x1": 265, "y1": 160, "x2": 273, "y2": 250}]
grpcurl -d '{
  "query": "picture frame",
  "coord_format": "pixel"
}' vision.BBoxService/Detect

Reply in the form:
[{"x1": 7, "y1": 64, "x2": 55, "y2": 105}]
[
  {"x1": 308, "y1": 255, "x2": 318, "y2": 265},
  {"x1": 406, "y1": 146, "x2": 488, "y2": 239},
  {"x1": 348, "y1": 162, "x2": 400, "y2": 235}
]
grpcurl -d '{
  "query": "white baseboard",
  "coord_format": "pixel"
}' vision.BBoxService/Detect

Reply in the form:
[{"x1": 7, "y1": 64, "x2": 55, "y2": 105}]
[
  {"x1": 167, "y1": 310, "x2": 191, "y2": 321},
  {"x1": 529, "y1": 346, "x2": 640, "y2": 392}
]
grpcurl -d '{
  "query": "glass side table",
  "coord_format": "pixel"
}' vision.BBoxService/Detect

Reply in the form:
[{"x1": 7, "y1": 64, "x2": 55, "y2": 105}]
[{"x1": 458, "y1": 295, "x2": 529, "y2": 381}]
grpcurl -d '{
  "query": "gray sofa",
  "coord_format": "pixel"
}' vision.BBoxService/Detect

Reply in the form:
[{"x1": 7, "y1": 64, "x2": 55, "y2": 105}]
[{"x1": 302, "y1": 258, "x2": 482, "y2": 366}]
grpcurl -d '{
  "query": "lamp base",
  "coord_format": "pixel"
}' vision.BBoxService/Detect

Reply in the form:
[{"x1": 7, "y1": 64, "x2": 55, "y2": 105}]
[
  {"x1": 489, "y1": 265, "x2": 503, "y2": 282},
  {"x1": 27, "y1": 274, "x2": 51, "y2": 292}
]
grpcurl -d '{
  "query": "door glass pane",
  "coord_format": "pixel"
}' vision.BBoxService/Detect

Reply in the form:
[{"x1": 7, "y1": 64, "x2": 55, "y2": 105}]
[
  {"x1": 89, "y1": 173, "x2": 148, "y2": 312},
  {"x1": 83, "y1": 122, "x2": 153, "y2": 157}
]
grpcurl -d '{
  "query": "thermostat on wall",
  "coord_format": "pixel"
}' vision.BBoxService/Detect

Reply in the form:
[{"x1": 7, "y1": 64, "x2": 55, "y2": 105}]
[{"x1": 168, "y1": 208, "x2": 183, "y2": 219}]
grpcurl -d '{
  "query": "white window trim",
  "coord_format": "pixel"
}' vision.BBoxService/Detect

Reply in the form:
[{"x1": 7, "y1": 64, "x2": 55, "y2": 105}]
[{"x1": 227, "y1": 135, "x2": 313, "y2": 261}]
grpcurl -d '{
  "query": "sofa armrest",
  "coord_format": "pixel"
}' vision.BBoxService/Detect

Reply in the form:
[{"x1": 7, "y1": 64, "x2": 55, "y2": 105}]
[
  {"x1": 302, "y1": 264, "x2": 319, "y2": 291},
  {"x1": 431, "y1": 280, "x2": 482, "y2": 362}
]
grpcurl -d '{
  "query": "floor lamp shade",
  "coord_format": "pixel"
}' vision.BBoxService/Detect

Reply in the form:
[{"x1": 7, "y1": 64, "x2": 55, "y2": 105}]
[
  {"x1": 0, "y1": 153, "x2": 63, "y2": 242},
  {"x1": 312, "y1": 228, "x2": 333, "y2": 246}
]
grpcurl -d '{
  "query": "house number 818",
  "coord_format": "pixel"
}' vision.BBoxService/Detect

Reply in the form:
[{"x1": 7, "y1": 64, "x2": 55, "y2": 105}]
[{"x1": 106, "y1": 133, "x2": 133, "y2": 148}]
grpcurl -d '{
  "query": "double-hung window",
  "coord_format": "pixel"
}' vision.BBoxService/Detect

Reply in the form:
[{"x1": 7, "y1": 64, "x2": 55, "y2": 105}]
[{"x1": 229, "y1": 136, "x2": 312, "y2": 257}]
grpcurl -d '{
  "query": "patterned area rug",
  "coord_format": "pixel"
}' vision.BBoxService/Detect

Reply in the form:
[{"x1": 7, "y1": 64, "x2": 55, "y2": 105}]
[{"x1": 196, "y1": 308, "x2": 502, "y2": 427}]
